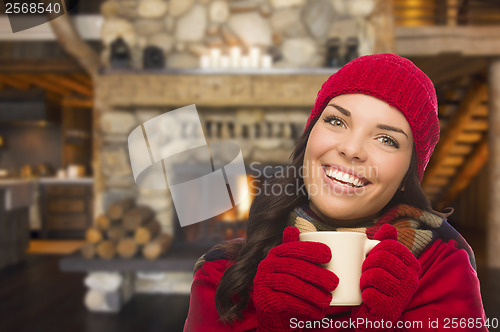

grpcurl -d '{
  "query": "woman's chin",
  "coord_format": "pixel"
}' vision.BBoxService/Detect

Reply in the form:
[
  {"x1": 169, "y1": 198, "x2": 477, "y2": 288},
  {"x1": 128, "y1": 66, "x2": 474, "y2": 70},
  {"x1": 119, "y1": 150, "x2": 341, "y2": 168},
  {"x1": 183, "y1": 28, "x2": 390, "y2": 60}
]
[{"x1": 310, "y1": 198, "x2": 380, "y2": 226}]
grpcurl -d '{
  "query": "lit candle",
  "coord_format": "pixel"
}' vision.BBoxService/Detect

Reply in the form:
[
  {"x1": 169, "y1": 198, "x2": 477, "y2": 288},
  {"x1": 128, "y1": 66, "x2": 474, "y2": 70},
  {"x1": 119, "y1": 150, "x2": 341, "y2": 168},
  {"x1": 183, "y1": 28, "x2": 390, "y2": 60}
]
[
  {"x1": 250, "y1": 47, "x2": 260, "y2": 60},
  {"x1": 200, "y1": 55, "x2": 210, "y2": 69},
  {"x1": 210, "y1": 48, "x2": 221, "y2": 68},
  {"x1": 229, "y1": 46, "x2": 241, "y2": 68},
  {"x1": 261, "y1": 54, "x2": 273, "y2": 69},
  {"x1": 220, "y1": 55, "x2": 230, "y2": 69},
  {"x1": 240, "y1": 55, "x2": 251, "y2": 69},
  {"x1": 249, "y1": 47, "x2": 260, "y2": 68}
]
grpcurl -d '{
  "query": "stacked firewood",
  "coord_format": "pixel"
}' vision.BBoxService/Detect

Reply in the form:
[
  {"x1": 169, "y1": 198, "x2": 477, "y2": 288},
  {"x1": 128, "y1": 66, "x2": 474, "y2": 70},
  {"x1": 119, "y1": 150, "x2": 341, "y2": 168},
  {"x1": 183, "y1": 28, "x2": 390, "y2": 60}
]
[{"x1": 80, "y1": 198, "x2": 172, "y2": 260}]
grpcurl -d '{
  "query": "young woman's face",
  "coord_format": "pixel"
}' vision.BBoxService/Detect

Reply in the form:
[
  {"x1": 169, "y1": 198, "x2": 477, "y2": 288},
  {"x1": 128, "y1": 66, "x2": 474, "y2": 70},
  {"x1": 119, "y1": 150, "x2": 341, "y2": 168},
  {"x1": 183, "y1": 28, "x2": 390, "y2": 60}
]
[{"x1": 303, "y1": 93, "x2": 413, "y2": 226}]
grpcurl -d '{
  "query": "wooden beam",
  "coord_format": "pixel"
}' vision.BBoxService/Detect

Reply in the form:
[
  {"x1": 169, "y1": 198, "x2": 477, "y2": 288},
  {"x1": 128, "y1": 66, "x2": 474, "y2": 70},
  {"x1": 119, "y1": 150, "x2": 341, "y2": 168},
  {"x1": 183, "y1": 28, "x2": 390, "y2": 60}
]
[
  {"x1": 433, "y1": 166, "x2": 457, "y2": 177},
  {"x1": 441, "y1": 155, "x2": 465, "y2": 167},
  {"x1": 466, "y1": 119, "x2": 489, "y2": 131},
  {"x1": 449, "y1": 144, "x2": 474, "y2": 155},
  {"x1": 48, "y1": 13, "x2": 100, "y2": 79},
  {"x1": 0, "y1": 75, "x2": 31, "y2": 90},
  {"x1": 424, "y1": 176, "x2": 450, "y2": 187},
  {"x1": 422, "y1": 82, "x2": 488, "y2": 188},
  {"x1": 396, "y1": 26, "x2": 500, "y2": 56},
  {"x1": 62, "y1": 97, "x2": 93, "y2": 108},
  {"x1": 13, "y1": 74, "x2": 72, "y2": 97},
  {"x1": 69, "y1": 74, "x2": 92, "y2": 89},
  {"x1": 456, "y1": 131, "x2": 484, "y2": 143},
  {"x1": 5, "y1": 74, "x2": 35, "y2": 90},
  {"x1": 436, "y1": 138, "x2": 489, "y2": 210},
  {"x1": 472, "y1": 104, "x2": 488, "y2": 117},
  {"x1": 42, "y1": 74, "x2": 93, "y2": 97},
  {"x1": 0, "y1": 59, "x2": 84, "y2": 73}
]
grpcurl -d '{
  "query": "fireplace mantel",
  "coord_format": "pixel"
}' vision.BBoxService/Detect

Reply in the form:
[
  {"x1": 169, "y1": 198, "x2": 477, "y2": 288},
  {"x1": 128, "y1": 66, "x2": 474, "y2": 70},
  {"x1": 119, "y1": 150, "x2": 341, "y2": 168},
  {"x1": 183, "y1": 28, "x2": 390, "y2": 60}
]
[{"x1": 96, "y1": 69, "x2": 335, "y2": 108}]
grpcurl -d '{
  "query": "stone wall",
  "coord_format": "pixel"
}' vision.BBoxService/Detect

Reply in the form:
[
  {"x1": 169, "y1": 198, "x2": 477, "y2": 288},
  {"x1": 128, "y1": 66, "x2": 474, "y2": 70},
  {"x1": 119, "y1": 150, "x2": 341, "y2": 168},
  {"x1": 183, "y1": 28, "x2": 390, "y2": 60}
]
[{"x1": 99, "y1": 0, "x2": 389, "y2": 69}]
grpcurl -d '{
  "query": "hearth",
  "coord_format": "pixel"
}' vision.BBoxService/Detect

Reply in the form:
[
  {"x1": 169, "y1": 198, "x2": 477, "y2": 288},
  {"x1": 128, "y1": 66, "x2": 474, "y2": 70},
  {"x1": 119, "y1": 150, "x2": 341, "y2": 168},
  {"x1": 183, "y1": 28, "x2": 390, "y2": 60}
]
[{"x1": 172, "y1": 164, "x2": 286, "y2": 248}]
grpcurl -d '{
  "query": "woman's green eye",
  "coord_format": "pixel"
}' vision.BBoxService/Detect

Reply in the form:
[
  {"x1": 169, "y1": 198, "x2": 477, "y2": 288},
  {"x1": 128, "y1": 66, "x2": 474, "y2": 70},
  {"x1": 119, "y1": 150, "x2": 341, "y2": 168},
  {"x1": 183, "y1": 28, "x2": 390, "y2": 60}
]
[
  {"x1": 378, "y1": 136, "x2": 399, "y2": 148},
  {"x1": 332, "y1": 119, "x2": 343, "y2": 127},
  {"x1": 323, "y1": 115, "x2": 345, "y2": 128}
]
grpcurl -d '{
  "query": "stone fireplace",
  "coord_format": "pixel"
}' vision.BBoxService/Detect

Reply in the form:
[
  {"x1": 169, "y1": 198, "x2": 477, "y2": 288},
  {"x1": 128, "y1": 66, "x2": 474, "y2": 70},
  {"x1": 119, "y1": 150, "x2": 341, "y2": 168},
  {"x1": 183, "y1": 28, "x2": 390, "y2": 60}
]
[{"x1": 94, "y1": 71, "x2": 331, "y2": 240}]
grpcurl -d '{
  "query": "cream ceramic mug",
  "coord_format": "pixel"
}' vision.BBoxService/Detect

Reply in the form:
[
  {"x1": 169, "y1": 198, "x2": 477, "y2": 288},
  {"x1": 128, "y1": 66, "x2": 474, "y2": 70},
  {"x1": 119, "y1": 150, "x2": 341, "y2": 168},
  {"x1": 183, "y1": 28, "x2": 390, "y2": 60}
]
[{"x1": 299, "y1": 231, "x2": 380, "y2": 306}]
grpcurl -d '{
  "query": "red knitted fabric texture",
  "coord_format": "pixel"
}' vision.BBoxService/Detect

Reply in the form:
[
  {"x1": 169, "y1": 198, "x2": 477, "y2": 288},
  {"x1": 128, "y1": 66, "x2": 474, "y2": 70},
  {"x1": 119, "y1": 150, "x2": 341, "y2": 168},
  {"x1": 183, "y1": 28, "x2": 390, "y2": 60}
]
[{"x1": 305, "y1": 53, "x2": 440, "y2": 181}]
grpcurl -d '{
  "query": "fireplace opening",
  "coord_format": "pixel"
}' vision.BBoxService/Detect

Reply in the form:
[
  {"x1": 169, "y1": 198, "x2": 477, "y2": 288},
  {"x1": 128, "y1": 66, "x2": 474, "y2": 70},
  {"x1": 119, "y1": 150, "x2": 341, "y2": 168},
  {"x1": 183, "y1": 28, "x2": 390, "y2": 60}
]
[{"x1": 172, "y1": 165, "x2": 288, "y2": 248}]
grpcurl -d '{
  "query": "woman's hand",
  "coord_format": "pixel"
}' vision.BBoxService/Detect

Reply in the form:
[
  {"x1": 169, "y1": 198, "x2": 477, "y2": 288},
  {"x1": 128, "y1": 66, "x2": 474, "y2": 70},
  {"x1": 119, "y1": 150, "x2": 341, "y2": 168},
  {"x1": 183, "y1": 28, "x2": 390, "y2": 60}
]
[
  {"x1": 352, "y1": 224, "x2": 421, "y2": 331},
  {"x1": 253, "y1": 226, "x2": 339, "y2": 331}
]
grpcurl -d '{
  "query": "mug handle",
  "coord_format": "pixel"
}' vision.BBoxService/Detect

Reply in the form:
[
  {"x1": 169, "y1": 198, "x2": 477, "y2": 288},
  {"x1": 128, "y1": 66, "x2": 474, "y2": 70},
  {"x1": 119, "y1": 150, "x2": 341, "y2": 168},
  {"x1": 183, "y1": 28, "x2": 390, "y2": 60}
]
[{"x1": 364, "y1": 239, "x2": 380, "y2": 257}]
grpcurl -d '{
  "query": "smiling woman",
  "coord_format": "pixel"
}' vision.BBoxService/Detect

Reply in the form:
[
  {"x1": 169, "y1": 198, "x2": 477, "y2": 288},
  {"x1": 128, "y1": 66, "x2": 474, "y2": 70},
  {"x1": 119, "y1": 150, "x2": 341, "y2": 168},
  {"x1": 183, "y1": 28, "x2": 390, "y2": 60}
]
[
  {"x1": 303, "y1": 94, "x2": 414, "y2": 225},
  {"x1": 183, "y1": 54, "x2": 488, "y2": 332}
]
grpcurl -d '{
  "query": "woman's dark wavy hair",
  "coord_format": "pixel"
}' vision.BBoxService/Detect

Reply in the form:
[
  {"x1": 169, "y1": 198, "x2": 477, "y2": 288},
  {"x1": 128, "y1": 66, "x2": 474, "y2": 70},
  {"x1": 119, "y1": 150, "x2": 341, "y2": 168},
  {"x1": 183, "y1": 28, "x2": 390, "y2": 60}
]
[{"x1": 215, "y1": 114, "x2": 449, "y2": 324}]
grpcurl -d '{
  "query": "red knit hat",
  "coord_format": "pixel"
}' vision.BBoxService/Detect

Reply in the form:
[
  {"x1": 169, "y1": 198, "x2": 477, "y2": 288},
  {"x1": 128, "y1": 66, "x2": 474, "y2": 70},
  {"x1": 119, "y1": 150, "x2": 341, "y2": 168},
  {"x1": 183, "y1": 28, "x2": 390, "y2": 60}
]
[{"x1": 305, "y1": 53, "x2": 440, "y2": 182}]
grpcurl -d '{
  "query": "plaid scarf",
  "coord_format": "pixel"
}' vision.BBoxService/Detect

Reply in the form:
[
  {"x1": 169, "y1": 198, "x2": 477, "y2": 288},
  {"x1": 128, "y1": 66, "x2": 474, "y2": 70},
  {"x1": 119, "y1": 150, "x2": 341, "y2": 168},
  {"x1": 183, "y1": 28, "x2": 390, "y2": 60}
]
[
  {"x1": 194, "y1": 204, "x2": 476, "y2": 273},
  {"x1": 289, "y1": 203, "x2": 476, "y2": 270}
]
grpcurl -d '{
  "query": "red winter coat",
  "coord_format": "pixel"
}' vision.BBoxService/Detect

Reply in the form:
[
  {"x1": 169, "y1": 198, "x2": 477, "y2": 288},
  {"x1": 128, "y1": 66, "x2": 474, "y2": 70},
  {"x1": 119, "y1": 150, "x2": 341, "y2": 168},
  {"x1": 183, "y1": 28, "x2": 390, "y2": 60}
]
[{"x1": 184, "y1": 238, "x2": 487, "y2": 331}]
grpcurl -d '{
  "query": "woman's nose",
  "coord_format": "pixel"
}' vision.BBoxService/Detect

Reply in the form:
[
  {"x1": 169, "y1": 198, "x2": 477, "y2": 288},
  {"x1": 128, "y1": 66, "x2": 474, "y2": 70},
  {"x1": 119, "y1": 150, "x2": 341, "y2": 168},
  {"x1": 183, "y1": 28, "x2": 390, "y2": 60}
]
[{"x1": 337, "y1": 134, "x2": 367, "y2": 162}]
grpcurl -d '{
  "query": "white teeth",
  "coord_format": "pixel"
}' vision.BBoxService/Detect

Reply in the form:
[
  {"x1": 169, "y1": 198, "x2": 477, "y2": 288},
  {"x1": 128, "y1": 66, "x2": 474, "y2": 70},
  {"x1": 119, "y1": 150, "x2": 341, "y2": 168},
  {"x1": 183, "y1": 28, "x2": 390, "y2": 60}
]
[
  {"x1": 342, "y1": 173, "x2": 350, "y2": 182},
  {"x1": 333, "y1": 172, "x2": 342, "y2": 182},
  {"x1": 325, "y1": 167, "x2": 365, "y2": 187}
]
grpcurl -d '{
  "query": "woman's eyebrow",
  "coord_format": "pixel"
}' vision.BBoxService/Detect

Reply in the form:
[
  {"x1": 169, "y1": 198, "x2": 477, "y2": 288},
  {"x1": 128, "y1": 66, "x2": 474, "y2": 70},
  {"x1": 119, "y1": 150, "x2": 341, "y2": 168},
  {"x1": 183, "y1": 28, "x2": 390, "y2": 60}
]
[
  {"x1": 329, "y1": 103, "x2": 409, "y2": 139},
  {"x1": 377, "y1": 124, "x2": 409, "y2": 138},
  {"x1": 328, "y1": 104, "x2": 351, "y2": 116}
]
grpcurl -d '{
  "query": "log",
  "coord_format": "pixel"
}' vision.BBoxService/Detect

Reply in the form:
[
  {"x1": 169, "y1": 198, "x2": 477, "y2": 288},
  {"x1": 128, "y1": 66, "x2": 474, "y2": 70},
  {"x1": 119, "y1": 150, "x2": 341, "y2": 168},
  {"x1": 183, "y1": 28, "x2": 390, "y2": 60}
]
[
  {"x1": 84, "y1": 289, "x2": 106, "y2": 310},
  {"x1": 85, "y1": 228, "x2": 102, "y2": 244},
  {"x1": 83, "y1": 272, "x2": 124, "y2": 292},
  {"x1": 107, "y1": 225, "x2": 127, "y2": 242},
  {"x1": 80, "y1": 243, "x2": 96, "y2": 259},
  {"x1": 95, "y1": 214, "x2": 112, "y2": 231},
  {"x1": 84, "y1": 272, "x2": 123, "y2": 292},
  {"x1": 96, "y1": 240, "x2": 116, "y2": 260},
  {"x1": 117, "y1": 237, "x2": 138, "y2": 259},
  {"x1": 122, "y1": 206, "x2": 154, "y2": 232},
  {"x1": 107, "y1": 198, "x2": 136, "y2": 221},
  {"x1": 143, "y1": 233, "x2": 173, "y2": 260},
  {"x1": 134, "y1": 220, "x2": 162, "y2": 245},
  {"x1": 84, "y1": 289, "x2": 120, "y2": 312}
]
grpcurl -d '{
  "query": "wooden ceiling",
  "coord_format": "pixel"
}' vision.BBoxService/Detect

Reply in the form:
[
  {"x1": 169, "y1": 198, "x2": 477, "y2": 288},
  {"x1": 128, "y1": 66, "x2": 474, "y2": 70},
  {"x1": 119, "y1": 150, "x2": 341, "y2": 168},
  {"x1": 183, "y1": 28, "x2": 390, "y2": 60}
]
[{"x1": 0, "y1": 59, "x2": 93, "y2": 109}]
